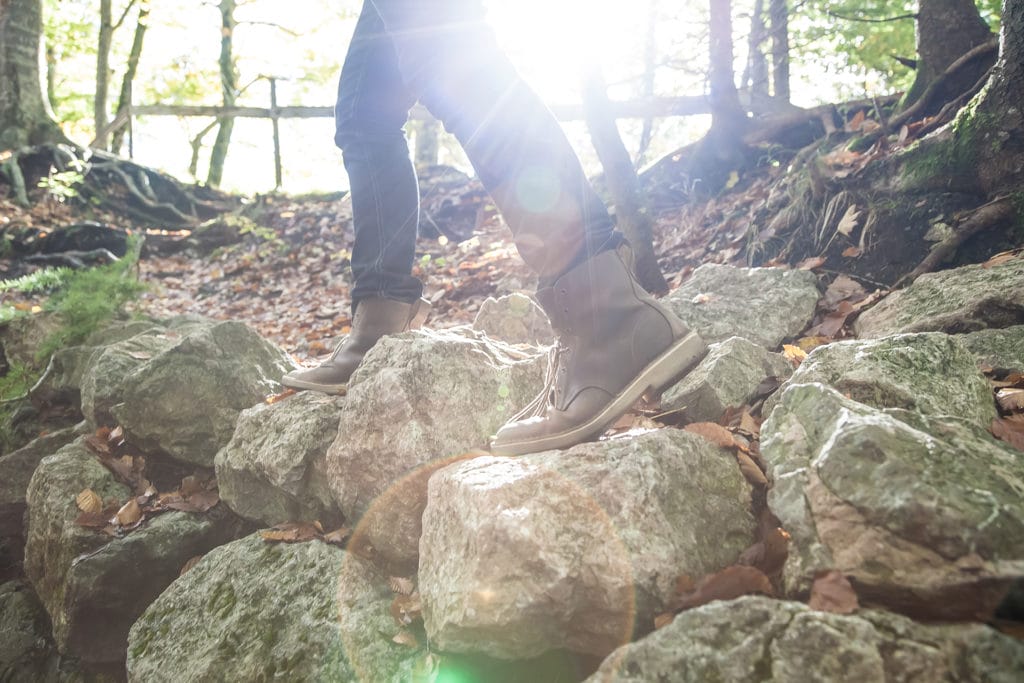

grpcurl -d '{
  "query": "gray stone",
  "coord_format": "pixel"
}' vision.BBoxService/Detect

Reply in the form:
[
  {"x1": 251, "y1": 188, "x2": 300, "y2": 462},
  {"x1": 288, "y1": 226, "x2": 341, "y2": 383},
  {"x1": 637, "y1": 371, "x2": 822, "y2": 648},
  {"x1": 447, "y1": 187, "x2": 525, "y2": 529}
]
[
  {"x1": 761, "y1": 382, "x2": 1024, "y2": 618},
  {"x1": 960, "y1": 325, "x2": 1024, "y2": 370},
  {"x1": 127, "y1": 534, "x2": 419, "y2": 683},
  {"x1": 586, "y1": 596, "x2": 1024, "y2": 682},
  {"x1": 856, "y1": 257, "x2": 1024, "y2": 337},
  {"x1": 472, "y1": 293, "x2": 553, "y2": 346},
  {"x1": 661, "y1": 336, "x2": 792, "y2": 422},
  {"x1": 112, "y1": 321, "x2": 296, "y2": 467},
  {"x1": 79, "y1": 332, "x2": 177, "y2": 428},
  {"x1": 24, "y1": 439, "x2": 246, "y2": 663},
  {"x1": 419, "y1": 429, "x2": 755, "y2": 659},
  {"x1": 0, "y1": 427, "x2": 78, "y2": 538},
  {"x1": 0, "y1": 580, "x2": 60, "y2": 682},
  {"x1": 327, "y1": 327, "x2": 544, "y2": 570},
  {"x1": 0, "y1": 313, "x2": 63, "y2": 369},
  {"x1": 215, "y1": 392, "x2": 343, "y2": 526},
  {"x1": 765, "y1": 332, "x2": 996, "y2": 429},
  {"x1": 664, "y1": 265, "x2": 820, "y2": 348},
  {"x1": 27, "y1": 345, "x2": 95, "y2": 411}
]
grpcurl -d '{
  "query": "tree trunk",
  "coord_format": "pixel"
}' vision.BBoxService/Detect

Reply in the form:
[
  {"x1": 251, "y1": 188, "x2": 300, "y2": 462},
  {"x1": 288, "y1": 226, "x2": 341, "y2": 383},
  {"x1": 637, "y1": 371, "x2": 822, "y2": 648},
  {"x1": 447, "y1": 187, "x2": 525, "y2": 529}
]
[
  {"x1": 207, "y1": 0, "x2": 237, "y2": 188},
  {"x1": 902, "y1": 0, "x2": 994, "y2": 112},
  {"x1": 635, "y1": 0, "x2": 658, "y2": 168},
  {"x1": 768, "y1": 0, "x2": 789, "y2": 103},
  {"x1": 744, "y1": 0, "x2": 769, "y2": 108},
  {"x1": 0, "y1": 0, "x2": 64, "y2": 149},
  {"x1": 582, "y1": 69, "x2": 668, "y2": 294},
  {"x1": 110, "y1": 2, "x2": 150, "y2": 155},
  {"x1": 94, "y1": 0, "x2": 113, "y2": 150}
]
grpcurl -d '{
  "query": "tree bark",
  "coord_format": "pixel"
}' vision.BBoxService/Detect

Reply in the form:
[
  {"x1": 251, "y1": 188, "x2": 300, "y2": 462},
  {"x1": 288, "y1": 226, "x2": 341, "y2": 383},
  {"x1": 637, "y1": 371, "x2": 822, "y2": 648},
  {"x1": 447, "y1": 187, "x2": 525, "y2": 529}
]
[
  {"x1": 207, "y1": 0, "x2": 237, "y2": 188},
  {"x1": 110, "y1": 1, "x2": 150, "y2": 155},
  {"x1": 744, "y1": 0, "x2": 769, "y2": 107},
  {"x1": 94, "y1": 0, "x2": 113, "y2": 150},
  {"x1": 768, "y1": 0, "x2": 789, "y2": 103},
  {"x1": 582, "y1": 69, "x2": 668, "y2": 294},
  {"x1": 0, "y1": 0, "x2": 64, "y2": 149},
  {"x1": 902, "y1": 0, "x2": 994, "y2": 112}
]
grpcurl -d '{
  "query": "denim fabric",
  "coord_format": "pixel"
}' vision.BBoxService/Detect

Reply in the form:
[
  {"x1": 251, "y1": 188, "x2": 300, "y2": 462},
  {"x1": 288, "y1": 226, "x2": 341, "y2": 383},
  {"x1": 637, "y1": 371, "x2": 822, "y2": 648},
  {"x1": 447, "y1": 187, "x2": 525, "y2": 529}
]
[{"x1": 335, "y1": 0, "x2": 621, "y2": 308}]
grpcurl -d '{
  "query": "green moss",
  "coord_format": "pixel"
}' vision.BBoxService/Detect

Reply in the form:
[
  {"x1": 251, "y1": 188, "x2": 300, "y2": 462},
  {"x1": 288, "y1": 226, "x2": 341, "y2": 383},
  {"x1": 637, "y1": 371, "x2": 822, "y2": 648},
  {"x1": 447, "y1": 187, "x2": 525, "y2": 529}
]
[
  {"x1": 903, "y1": 102, "x2": 996, "y2": 185},
  {"x1": 0, "y1": 361, "x2": 41, "y2": 453}
]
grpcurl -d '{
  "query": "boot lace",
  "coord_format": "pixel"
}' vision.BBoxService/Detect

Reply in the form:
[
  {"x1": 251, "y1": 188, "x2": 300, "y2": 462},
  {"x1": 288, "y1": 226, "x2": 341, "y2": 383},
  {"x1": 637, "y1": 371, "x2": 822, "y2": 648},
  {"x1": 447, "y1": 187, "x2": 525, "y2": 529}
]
[{"x1": 509, "y1": 342, "x2": 568, "y2": 421}]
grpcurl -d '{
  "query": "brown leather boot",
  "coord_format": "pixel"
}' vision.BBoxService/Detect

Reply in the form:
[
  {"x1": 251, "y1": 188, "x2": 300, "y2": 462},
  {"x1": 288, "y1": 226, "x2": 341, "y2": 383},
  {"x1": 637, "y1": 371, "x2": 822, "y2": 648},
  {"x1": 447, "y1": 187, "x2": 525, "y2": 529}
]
[
  {"x1": 282, "y1": 297, "x2": 430, "y2": 395},
  {"x1": 490, "y1": 248, "x2": 707, "y2": 455}
]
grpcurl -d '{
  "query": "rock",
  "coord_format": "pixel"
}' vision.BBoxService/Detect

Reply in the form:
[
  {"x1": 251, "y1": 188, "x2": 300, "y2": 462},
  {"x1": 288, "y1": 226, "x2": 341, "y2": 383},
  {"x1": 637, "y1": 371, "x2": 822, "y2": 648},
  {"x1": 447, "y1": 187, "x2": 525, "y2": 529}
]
[
  {"x1": 761, "y1": 382, "x2": 1024, "y2": 619},
  {"x1": 127, "y1": 533, "x2": 419, "y2": 682},
  {"x1": 856, "y1": 257, "x2": 1024, "y2": 337},
  {"x1": 112, "y1": 321, "x2": 296, "y2": 467},
  {"x1": 0, "y1": 313, "x2": 63, "y2": 369},
  {"x1": 28, "y1": 345, "x2": 95, "y2": 410},
  {"x1": 0, "y1": 426, "x2": 78, "y2": 538},
  {"x1": 23, "y1": 439, "x2": 247, "y2": 663},
  {"x1": 0, "y1": 580, "x2": 60, "y2": 682},
  {"x1": 664, "y1": 265, "x2": 819, "y2": 348},
  {"x1": 215, "y1": 392, "x2": 343, "y2": 527},
  {"x1": 661, "y1": 336, "x2": 792, "y2": 422},
  {"x1": 79, "y1": 331, "x2": 177, "y2": 428},
  {"x1": 472, "y1": 293, "x2": 553, "y2": 346},
  {"x1": 327, "y1": 327, "x2": 544, "y2": 570},
  {"x1": 961, "y1": 325, "x2": 1024, "y2": 370},
  {"x1": 765, "y1": 332, "x2": 996, "y2": 429},
  {"x1": 586, "y1": 596, "x2": 1024, "y2": 682},
  {"x1": 419, "y1": 429, "x2": 755, "y2": 659}
]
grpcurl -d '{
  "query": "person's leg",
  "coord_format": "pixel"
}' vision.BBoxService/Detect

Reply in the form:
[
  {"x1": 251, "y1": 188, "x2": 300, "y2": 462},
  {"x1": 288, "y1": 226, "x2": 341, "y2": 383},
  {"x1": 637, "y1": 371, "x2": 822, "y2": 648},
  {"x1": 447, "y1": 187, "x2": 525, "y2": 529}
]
[
  {"x1": 369, "y1": 0, "x2": 707, "y2": 453},
  {"x1": 282, "y1": 1, "x2": 429, "y2": 394}
]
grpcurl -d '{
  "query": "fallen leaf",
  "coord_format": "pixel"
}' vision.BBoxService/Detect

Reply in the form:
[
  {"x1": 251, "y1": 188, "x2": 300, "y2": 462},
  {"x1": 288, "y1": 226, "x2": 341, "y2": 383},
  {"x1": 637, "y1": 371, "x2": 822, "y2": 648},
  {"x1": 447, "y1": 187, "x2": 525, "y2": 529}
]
[
  {"x1": 390, "y1": 577, "x2": 416, "y2": 595},
  {"x1": 391, "y1": 592, "x2": 423, "y2": 626},
  {"x1": 684, "y1": 422, "x2": 736, "y2": 449},
  {"x1": 114, "y1": 498, "x2": 142, "y2": 526},
  {"x1": 322, "y1": 526, "x2": 351, "y2": 545},
  {"x1": 796, "y1": 256, "x2": 826, "y2": 270},
  {"x1": 738, "y1": 527, "x2": 790, "y2": 576},
  {"x1": 844, "y1": 109, "x2": 865, "y2": 133},
  {"x1": 673, "y1": 566, "x2": 774, "y2": 611},
  {"x1": 266, "y1": 388, "x2": 297, "y2": 404},
  {"x1": 392, "y1": 630, "x2": 420, "y2": 648},
  {"x1": 108, "y1": 425, "x2": 124, "y2": 444},
  {"x1": 782, "y1": 345, "x2": 808, "y2": 366},
  {"x1": 823, "y1": 275, "x2": 866, "y2": 308},
  {"x1": 691, "y1": 293, "x2": 712, "y2": 305},
  {"x1": 180, "y1": 475, "x2": 204, "y2": 497},
  {"x1": 76, "y1": 488, "x2": 103, "y2": 514},
  {"x1": 75, "y1": 509, "x2": 116, "y2": 529},
  {"x1": 83, "y1": 434, "x2": 112, "y2": 456},
  {"x1": 835, "y1": 204, "x2": 860, "y2": 236},
  {"x1": 809, "y1": 570, "x2": 859, "y2": 614},
  {"x1": 796, "y1": 336, "x2": 830, "y2": 352},
  {"x1": 737, "y1": 410, "x2": 760, "y2": 439},
  {"x1": 841, "y1": 246, "x2": 862, "y2": 258},
  {"x1": 653, "y1": 612, "x2": 675, "y2": 629},
  {"x1": 736, "y1": 450, "x2": 769, "y2": 487},
  {"x1": 996, "y1": 388, "x2": 1024, "y2": 412},
  {"x1": 260, "y1": 522, "x2": 321, "y2": 543},
  {"x1": 991, "y1": 418, "x2": 1024, "y2": 451},
  {"x1": 982, "y1": 250, "x2": 1021, "y2": 269}
]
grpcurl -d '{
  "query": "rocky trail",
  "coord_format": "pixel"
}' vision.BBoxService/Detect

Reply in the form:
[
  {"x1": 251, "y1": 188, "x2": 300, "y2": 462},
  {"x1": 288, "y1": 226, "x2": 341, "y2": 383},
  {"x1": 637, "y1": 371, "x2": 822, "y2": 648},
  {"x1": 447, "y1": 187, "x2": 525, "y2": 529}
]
[{"x1": 1, "y1": 240, "x2": 1024, "y2": 680}]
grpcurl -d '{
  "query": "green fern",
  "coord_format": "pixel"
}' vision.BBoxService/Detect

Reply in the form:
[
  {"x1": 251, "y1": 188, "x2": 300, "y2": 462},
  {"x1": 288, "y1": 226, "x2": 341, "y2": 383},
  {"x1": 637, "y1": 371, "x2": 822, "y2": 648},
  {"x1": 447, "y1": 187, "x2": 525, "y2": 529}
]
[{"x1": 0, "y1": 267, "x2": 73, "y2": 294}]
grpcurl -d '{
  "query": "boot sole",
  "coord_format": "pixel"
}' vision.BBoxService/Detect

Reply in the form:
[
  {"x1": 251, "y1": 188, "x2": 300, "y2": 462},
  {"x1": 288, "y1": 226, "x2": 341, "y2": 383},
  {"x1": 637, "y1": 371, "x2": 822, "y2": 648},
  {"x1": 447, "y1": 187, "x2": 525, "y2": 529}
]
[
  {"x1": 491, "y1": 331, "x2": 708, "y2": 456},
  {"x1": 280, "y1": 376, "x2": 348, "y2": 395}
]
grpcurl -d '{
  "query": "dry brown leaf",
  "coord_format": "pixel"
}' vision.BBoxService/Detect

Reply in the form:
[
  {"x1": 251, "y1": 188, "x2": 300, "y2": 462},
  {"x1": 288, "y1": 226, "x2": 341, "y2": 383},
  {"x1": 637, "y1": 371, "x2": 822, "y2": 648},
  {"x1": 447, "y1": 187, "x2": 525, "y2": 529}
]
[
  {"x1": 684, "y1": 422, "x2": 736, "y2": 449},
  {"x1": 392, "y1": 630, "x2": 420, "y2": 648},
  {"x1": 673, "y1": 565, "x2": 774, "y2": 611},
  {"x1": 389, "y1": 577, "x2": 416, "y2": 595},
  {"x1": 390, "y1": 592, "x2": 423, "y2": 626},
  {"x1": 180, "y1": 475, "x2": 204, "y2": 497},
  {"x1": 823, "y1": 275, "x2": 866, "y2": 308},
  {"x1": 76, "y1": 488, "x2": 103, "y2": 514},
  {"x1": 266, "y1": 388, "x2": 298, "y2": 405},
  {"x1": 75, "y1": 509, "x2": 116, "y2": 529},
  {"x1": 842, "y1": 246, "x2": 863, "y2": 258},
  {"x1": 108, "y1": 425, "x2": 124, "y2": 444},
  {"x1": 782, "y1": 345, "x2": 808, "y2": 366},
  {"x1": 653, "y1": 612, "x2": 675, "y2": 629},
  {"x1": 835, "y1": 204, "x2": 860, "y2": 236},
  {"x1": 796, "y1": 256, "x2": 827, "y2": 271},
  {"x1": 982, "y1": 250, "x2": 1020, "y2": 269},
  {"x1": 83, "y1": 434, "x2": 112, "y2": 456},
  {"x1": 736, "y1": 450, "x2": 769, "y2": 487},
  {"x1": 845, "y1": 109, "x2": 865, "y2": 133},
  {"x1": 259, "y1": 522, "x2": 321, "y2": 544},
  {"x1": 796, "y1": 336, "x2": 830, "y2": 352},
  {"x1": 809, "y1": 570, "x2": 859, "y2": 614},
  {"x1": 114, "y1": 499, "x2": 142, "y2": 526},
  {"x1": 737, "y1": 410, "x2": 760, "y2": 439},
  {"x1": 322, "y1": 526, "x2": 351, "y2": 546},
  {"x1": 186, "y1": 489, "x2": 221, "y2": 512},
  {"x1": 180, "y1": 555, "x2": 204, "y2": 576},
  {"x1": 991, "y1": 418, "x2": 1024, "y2": 451},
  {"x1": 996, "y1": 388, "x2": 1024, "y2": 412}
]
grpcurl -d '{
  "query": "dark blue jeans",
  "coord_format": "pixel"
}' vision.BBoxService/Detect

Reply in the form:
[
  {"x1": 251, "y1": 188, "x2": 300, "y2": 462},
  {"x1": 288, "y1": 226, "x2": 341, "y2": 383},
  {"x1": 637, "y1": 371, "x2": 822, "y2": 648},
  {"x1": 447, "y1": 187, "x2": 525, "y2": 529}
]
[{"x1": 335, "y1": 0, "x2": 621, "y2": 308}]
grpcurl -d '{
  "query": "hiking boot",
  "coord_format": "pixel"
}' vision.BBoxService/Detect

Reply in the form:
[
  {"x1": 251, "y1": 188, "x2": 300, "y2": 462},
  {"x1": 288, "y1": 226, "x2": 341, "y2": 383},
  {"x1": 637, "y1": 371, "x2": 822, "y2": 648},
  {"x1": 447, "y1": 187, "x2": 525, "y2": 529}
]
[
  {"x1": 281, "y1": 297, "x2": 430, "y2": 395},
  {"x1": 490, "y1": 247, "x2": 707, "y2": 456}
]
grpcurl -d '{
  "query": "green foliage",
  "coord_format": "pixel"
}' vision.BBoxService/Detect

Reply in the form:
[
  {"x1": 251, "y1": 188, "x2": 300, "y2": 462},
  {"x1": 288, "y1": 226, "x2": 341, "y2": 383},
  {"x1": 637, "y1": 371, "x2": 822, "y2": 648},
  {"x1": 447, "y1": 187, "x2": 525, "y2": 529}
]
[
  {"x1": 0, "y1": 267, "x2": 74, "y2": 295},
  {"x1": 0, "y1": 361, "x2": 40, "y2": 454}
]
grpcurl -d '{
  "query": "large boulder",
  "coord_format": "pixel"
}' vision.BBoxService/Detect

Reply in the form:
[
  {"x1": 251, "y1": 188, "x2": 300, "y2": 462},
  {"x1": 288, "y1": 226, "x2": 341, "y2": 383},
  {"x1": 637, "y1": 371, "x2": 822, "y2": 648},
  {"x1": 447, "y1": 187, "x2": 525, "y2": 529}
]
[
  {"x1": 127, "y1": 533, "x2": 419, "y2": 682},
  {"x1": 79, "y1": 331, "x2": 177, "y2": 428},
  {"x1": 112, "y1": 321, "x2": 295, "y2": 467},
  {"x1": 663, "y1": 265, "x2": 820, "y2": 348},
  {"x1": 0, "y1": 580, "x2": 60, "y2": 682},
  {"x1": 0, "y1": 426, "x2": 78, "y2": 539},
  {"x1": 327, "y1": 327, "x2": 545, "y2": 570},
  {"x1": 215, "y1": 392, "x2": 343, "y2": 527},
  {"x1": 472, "y1": 293, "x2": 554, "y2": 346},
  {"x1": 761, "y1": 382, "x2": 1024, "y2": 619},
  {"x1": 856, "y1": 257, "x2": 1024, "y2": 337},
  {"x1": 961, "y1": 325, "x2": 1024, "y2": 370},
  {"x1": 660, "y1": 336, "x2": 792, "y2": 422},
  {"x1": 23, "y1": 439, "x2": 247, "y2": 663},
  {"x1": 586, "y1": 596, "x2": 1024, "y2": 682},
  {"x1": 419, "y1": 429, "x2": 755, "y2": 659},
  {"x1": 765, "y1": 332, "x2": 996, "y2": 428}
]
